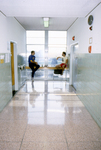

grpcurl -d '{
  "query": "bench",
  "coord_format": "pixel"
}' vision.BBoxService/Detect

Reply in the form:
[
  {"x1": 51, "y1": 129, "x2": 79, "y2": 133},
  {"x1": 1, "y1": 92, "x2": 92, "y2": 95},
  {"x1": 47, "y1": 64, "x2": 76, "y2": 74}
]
[
  {"x1": 25, "y1": 66, "x2": 68, "y2": 70},
  {"x1": 25, "y1": 66, "x2": 69, "y2": 76}
]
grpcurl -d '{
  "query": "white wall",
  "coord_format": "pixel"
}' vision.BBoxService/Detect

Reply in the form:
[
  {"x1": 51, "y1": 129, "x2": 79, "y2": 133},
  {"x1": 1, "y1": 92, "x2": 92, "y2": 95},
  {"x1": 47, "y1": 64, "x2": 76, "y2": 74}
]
[
  {"x1": 67, "y1": 4, "x2": 101, "y2": 54},
  {"x1": 0, "y1": 13, "x2": 7, "y2": 53},
  {"x1": 0, "y1": 12, "x2": 26, "y2": 54}
]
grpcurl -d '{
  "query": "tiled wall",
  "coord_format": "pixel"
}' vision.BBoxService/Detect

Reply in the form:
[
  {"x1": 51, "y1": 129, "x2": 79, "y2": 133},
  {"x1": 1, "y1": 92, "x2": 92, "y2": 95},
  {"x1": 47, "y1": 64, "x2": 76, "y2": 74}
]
[
  {"x1": 0, "y1": 53, "x2": 27, "y2": 112},
  {"x1": 75, "y1": 53, "x2": 101, "y2": 128},
  {"x1": 0, "y1": 53, "x2": 12, "y2": 112}
]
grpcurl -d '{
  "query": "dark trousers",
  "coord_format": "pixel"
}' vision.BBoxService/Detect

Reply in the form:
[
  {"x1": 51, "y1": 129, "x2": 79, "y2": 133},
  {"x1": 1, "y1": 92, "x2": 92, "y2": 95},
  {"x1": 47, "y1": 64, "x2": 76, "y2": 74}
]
[{"x1": 29, "y1": 63, "x2": 40, "y2": 78}]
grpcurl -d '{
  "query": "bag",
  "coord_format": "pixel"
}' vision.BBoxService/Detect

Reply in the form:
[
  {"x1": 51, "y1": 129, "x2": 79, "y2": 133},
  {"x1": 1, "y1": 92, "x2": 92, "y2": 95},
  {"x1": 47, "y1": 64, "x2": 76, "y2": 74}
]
[{"x1": 54, "y1": 69, "x2": 62, "y2": 74}]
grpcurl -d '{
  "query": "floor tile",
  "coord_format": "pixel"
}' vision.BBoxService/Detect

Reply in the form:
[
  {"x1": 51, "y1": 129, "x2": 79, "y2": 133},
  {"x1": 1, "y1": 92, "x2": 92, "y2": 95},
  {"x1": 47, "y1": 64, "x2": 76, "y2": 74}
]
[
  {"x1": 68, "y1": 141, "x2": 101, "y2": 150},
  {"x1": 29, "y1": 94, "x2": 45, "y2": 101},
  {"x1": 0, "y1": 120, "x2": 27, "y2": 141},
  {"x1": 23, "y1": 125, "x2": 65, "y2": 142},
  {"x1": 24, "y1": 81, "x2": 45, "y2": 93},
  {"x1": 47, "y1": 94, "x2": 80, "y2": 101},
  {"x1": 0, "y1": 106, "x2": 28, "y2": 120},
  {"x1": 64, "y1": 120, "x2": 101, "y2": 142},
  {"x1": 12, "y1": 94, "x2": 29, "y2": 101},
  {"x1": 0, "y1": 142, "x2": 21, "y2": 150},
  {"x1": 0, "y1": 80, "x2": 101, "y2": 149},
  {"x1": 64, "y1": 107, "x2": 93, "y2": 121},
  {"x1": 21, "y1": 142, "x2": 68, "y2": 150}
]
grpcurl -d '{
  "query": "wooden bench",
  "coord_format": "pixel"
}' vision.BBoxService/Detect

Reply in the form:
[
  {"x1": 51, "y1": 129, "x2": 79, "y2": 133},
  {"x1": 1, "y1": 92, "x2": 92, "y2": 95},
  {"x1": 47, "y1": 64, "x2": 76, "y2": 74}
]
[
  {"x1": 26, "y1": 66, "x2": 69, "y2": 76},
  {"x1": 25, "y1": 66, "x2": 69, "y2": 79},
  {"x1": 25, "y1": 66, "x2": 68, "y2": 70}
]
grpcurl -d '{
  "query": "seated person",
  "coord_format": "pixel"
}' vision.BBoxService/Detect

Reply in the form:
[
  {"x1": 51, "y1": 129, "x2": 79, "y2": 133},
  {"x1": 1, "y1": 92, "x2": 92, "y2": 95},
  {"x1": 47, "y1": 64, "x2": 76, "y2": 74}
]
[
  {"x1": 28, "y1": 51, "x2": 40, "y2": 81},
  {"x1": 55, "y1": 52, "x2": 68, "y2": 75}
]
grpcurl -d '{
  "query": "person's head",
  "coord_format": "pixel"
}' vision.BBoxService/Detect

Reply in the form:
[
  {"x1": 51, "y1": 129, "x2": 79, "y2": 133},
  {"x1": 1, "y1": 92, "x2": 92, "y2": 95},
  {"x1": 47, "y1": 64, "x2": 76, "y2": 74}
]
[
  {"x1": 31, "y1": 51, "x2": 35, "y2": 55},
  {"x1": 62, "y1": 52, "x2": 66, "y2": 57}
]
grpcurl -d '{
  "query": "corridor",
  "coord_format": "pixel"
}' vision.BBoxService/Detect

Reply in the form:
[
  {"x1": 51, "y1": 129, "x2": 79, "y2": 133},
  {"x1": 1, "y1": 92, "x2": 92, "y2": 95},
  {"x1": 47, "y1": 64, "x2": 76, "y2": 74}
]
[{"x1": 0, "y1": 81, "x2": 101, "y2": 150}]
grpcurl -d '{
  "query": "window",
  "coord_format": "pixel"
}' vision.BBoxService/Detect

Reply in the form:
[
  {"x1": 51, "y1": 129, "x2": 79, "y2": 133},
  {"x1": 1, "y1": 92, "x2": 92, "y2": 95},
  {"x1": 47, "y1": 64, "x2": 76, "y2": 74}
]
[
  {"x1": 48, "y1": 31, "x2": 67, "y2": 67},
  {"x1": 26, "y1": 31, "x2": 45, "y2": 66},
  {"x1": 26, "y1": 30, "x2": 68, "y2": 80},
  {"x1": 48, "y1": 31, "x2": 67, "y2": 58}
]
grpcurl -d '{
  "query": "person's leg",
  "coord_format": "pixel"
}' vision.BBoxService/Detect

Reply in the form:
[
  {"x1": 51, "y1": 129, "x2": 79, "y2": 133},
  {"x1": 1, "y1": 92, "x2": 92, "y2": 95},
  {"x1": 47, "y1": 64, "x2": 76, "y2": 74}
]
[
  {"x1": 34, "y1": 64, "x2": 40, "y2": 72},
  {"x1": 61, "y1": 65, "x2": 65, "y2": 75},
  {"x1": 32, "y1": 69, "x2": 35, "y2": 78},
  {"x1": 55, "y1": 64, "x2": 61, "y2": 68},
  {"x1": 29, "y1": 64, "x2": 35, "y2": 80},
  {"x1": 60, "y1": 63, "x2": 66, "y2": 75},
  {"x1": 31, "y1": 64, "x2": 40, "y2": 79}
]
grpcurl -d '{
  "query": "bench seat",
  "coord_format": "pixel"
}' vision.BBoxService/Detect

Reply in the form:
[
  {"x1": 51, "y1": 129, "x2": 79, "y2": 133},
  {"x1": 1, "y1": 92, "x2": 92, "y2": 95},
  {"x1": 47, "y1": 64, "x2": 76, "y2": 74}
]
[{"x1": 25, "y1": 66, "x2": 68, "y2": 70}]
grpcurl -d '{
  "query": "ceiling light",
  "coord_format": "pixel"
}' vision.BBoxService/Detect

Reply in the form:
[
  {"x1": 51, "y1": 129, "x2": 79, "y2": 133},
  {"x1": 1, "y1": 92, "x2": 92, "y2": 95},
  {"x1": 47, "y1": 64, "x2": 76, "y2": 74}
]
[{"x1": 43, "y1": 18, "x2": 49, "y2": 27}]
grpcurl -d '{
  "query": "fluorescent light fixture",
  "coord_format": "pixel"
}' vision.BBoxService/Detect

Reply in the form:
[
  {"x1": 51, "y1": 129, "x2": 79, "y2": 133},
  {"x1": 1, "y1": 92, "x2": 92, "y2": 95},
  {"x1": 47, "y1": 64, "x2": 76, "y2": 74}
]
[{"x1": 43, "y1": 18, "x2": 49, "y2": 27}]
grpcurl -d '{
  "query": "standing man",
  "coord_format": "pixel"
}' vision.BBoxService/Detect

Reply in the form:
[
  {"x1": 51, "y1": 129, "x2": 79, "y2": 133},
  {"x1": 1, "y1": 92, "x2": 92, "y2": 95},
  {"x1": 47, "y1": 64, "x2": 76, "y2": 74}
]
[
  {"x1": 55, "y1": 52, "x2": 68, "y2": 75},
  {"x1": 28, "y1": 51, "x2": 40, "y2": 81}
]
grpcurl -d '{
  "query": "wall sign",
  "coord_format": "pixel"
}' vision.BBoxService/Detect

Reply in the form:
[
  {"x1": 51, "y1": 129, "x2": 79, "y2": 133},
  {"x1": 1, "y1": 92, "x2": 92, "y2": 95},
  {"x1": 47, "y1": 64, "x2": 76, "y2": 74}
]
[
  {"x1": 0, "y1": 55, "x2": 4, "y2": 64},
  {"x1": 72, "y1": 36, "x2": 75, "y2": 41},
  {"x1": 88, "y1": 46, "x2": 92, "y2": 53},
  {"x1": 88, "y1": 15, "x2": 93, "y2": 25},
  {"x1": 89, "y1": 37, "x2": 93, "y2": 44}
]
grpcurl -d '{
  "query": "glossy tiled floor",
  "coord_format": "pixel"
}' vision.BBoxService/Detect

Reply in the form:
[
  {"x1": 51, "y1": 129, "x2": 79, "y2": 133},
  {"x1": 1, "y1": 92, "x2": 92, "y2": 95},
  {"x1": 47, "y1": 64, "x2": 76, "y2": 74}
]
[{"x1": 0, "y1": 81, "x2": 101, "y2": 150}]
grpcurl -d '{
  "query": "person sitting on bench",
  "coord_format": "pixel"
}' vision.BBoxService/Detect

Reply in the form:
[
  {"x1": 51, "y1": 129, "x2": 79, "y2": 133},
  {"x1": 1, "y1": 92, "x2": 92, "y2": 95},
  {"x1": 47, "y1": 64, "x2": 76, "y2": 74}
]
[
  {"x1": 28, "y1": 51, "x2": 40, "y2": 81},
  {"x1": 55, "y1": 52, "x2": 68, "y2": 75}
]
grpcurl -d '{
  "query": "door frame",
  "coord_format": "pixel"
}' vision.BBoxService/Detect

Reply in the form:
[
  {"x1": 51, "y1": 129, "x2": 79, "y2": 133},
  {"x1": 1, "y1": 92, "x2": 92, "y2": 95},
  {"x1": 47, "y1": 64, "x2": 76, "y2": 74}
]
[
  {"x1": 69, "y1": 42, "x2": 79, "y2": 86},
  {"x1": 10, "y1": 41, "x2": 18, "y2": 91}
]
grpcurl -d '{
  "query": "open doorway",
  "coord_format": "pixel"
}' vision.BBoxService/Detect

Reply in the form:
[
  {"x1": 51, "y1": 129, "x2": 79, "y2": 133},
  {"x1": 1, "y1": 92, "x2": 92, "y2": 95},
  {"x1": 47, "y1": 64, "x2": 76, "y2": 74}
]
[
  {"x1": 10, "y1": 42, "x2": 18, "y2": 95},
  {"x1": 69, "y1": 43, "x2": 79, "y2": 90}
]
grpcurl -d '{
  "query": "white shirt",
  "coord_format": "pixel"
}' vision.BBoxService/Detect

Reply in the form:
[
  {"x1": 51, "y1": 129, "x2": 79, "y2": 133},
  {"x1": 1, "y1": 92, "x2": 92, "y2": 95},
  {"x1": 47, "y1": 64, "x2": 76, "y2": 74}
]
[{"x1": 62, "y1": 56, "x2": 68, "y2": 63}]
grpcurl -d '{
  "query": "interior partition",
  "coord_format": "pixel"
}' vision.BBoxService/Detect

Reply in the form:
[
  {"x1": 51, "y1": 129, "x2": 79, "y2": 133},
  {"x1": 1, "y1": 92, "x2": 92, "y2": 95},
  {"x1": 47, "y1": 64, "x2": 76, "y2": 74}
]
[
  {"x1": 74, "y1": 53, "x2": 101, "y2": 128},
  {"x1": 0, "y1": 53, "x2": 12, "y2": 112}
]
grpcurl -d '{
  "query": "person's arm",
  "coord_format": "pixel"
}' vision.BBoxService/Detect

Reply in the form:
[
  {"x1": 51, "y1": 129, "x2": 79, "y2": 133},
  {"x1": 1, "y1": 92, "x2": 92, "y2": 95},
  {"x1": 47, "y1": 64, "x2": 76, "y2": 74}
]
[
  {"x1": 30, "y1": 60, "x2": 38, "y2": 65},
  {"x1": 57, "y1": 57, "x2": 61, "y2": 60},
  {"x1": 29, "y1": 56, "x2": 38, "y2": 64},
  {"x1": 30, "y1": 60, "x2": 35, "y2": 63},
  {"x1": 65, "y1": 58, "x2": 68, "y2": 64}
]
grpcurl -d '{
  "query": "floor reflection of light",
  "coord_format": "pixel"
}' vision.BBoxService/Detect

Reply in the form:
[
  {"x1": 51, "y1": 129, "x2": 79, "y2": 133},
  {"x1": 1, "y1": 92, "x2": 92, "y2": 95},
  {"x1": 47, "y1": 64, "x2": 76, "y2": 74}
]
[
  {"x1": 49, "y1": 93, "x2": 76, "y2": 95},
  {"x1": 47, "y1": 109, "x2": 65, "y2": 113},
  {"x1": 28, "y1": 119, "x2": 44, "y2": 125},
  {"x1": 73, "y1": 110, "x2": 82, "y2": 114},
  {"x1": 48, "y1": 95, "x2": 61, "y2": 100}
]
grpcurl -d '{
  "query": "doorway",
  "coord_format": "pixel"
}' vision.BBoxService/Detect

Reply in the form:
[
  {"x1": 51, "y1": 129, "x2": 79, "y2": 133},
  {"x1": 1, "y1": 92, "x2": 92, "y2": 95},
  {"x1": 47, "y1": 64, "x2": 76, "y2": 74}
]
[
  {"x1": 69, "y1": 43, "x2": 79, "y2": 90},
  {"x1": 72, "y1": 44, "x2": 78, "y2": 90}
]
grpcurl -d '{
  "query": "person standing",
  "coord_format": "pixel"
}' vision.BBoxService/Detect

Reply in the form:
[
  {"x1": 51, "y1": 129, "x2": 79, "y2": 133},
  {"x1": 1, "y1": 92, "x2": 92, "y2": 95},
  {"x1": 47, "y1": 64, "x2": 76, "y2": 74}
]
[{"x1": 28, "y1": 51, "x2": 40, "y2": 81}]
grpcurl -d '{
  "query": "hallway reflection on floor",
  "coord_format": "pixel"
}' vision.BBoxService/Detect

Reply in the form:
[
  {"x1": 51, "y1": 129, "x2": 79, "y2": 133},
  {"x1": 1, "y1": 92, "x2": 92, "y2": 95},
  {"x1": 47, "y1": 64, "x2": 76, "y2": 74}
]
[{"x1": 0, "y1": 81, "x2": 101, "y2": 150}]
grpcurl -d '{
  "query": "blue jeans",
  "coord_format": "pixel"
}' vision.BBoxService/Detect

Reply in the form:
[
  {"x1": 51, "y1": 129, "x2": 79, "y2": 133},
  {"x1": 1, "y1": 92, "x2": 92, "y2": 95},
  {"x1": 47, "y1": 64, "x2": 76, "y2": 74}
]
[{"x1": 29, "y1": 63, "x2": 40, "y2": 78}]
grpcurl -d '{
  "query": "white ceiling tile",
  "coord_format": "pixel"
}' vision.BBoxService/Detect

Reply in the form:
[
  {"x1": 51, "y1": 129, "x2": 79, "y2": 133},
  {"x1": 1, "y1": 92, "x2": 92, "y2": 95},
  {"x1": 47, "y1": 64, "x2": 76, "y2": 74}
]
[{"x1": 0, "y1": 0, "x2": 101, "y2": 30}]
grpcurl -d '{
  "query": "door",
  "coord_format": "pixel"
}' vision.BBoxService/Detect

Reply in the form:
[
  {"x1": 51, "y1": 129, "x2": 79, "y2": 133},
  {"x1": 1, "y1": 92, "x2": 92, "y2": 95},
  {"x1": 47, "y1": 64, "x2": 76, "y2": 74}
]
[
  {"x1": 10, "y1": 42, "x2": 18, "y2": 92},
  {"x1": 72, "y1": 44, "x2": 78, "y2": 90},
  {"x1": 11, "y1": 43, "x2": 15, "y2": 88}
]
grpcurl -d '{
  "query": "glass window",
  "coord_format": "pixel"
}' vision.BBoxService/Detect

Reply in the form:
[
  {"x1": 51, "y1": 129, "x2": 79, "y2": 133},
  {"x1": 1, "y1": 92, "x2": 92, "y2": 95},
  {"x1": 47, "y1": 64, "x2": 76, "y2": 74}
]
[
  {"x1": 27, "y1": 45, "x2": 44, "y2": 56},
  {"x1": 26, "y1": 31, "x2": 45, "y2": 68},
  {"x1": 48, "y1": 31, "x2": 67, "y2": 58},
  {"x1": 27, "y1": 38, "x2": 45, "y2": 44},
  {"x1": 26, "y1": 30, "x2": 68, "y2": 80},
  {"x1": 26, "y1": 31, "x2": 45, "y2": 57},
  {"x1": 49, "y1": 38, "x2": 66, "y2": 45},
  {"x1": 48, "y1": 47, "x2": 66, "y2": 58},
  {"x1": 49, "y1": 31, "x2": 67, "y2": 37},
  {"x1": 26, "y1": 31, "x2": 45, "y2": 44},
  {"x1": 26, "y1": 31, "x2": 45, "y2": 38}
]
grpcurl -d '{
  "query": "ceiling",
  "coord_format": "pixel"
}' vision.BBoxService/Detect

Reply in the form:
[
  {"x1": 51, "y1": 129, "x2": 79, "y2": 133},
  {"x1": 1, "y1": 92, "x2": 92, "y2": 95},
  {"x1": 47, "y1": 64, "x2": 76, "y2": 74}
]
[{"x1": 0, "y1": 0, "x2": 101, "y2": 30}]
